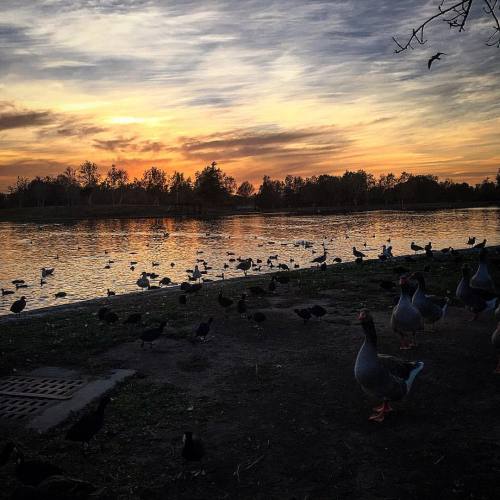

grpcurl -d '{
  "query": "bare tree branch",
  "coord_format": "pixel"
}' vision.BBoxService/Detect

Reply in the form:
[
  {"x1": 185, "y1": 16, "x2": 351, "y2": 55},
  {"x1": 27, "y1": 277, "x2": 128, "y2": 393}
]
[{"x1": 393, "y1": 0, "x2": 500, "y2": 52}]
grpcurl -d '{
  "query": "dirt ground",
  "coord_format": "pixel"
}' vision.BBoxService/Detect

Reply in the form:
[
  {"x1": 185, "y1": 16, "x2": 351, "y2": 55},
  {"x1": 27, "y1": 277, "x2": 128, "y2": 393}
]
[{"x1": 1, "y1": 249, "x2": 500, "y2": 499}]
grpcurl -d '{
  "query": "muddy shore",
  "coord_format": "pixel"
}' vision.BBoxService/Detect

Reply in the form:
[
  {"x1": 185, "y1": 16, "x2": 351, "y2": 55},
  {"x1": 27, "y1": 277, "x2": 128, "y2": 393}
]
[{"x1": 1, "y1": 249, "x2": 499, "y2": 499}]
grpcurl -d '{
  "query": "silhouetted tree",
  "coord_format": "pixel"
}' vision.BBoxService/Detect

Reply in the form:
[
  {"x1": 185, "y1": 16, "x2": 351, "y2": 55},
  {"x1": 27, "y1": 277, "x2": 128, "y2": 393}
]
[
  {"x1": 169, "y1": 171, "x2": 193, "y2": 204},
  {"x1": 194, "y1": 161, "x2": 235, "y2": 205},
  {"x1": 394, "y1": 0, "x2": 500, "y2": 53},
  {"x1": 8, "y1": 176, "x2": 29, "y2": 208},
  {"x1": 78, "y1": 161, "x2": 100, "y2": 206},
  {"x1": 105, "y1": 164, "x2": 129, "y2": 205},
  {"x1": 236, "y1": 181, "x2": 255, "y2": 198},
  {"x1": 142, "y1": 166, "x2": 167, "y2": 205}
]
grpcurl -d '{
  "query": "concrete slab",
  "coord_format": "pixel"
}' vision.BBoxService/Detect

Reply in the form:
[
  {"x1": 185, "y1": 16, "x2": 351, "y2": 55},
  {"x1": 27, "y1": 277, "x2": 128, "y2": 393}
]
[{"x1": 27, "y1": 368, "x2": 135, "y2": 433}]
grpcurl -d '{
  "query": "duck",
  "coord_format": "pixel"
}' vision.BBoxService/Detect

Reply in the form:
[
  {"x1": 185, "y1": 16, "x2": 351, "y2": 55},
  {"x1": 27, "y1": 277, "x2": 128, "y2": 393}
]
[
  {"x1": 474, "y1": 239, "x2": 487, "y2": 249},
  {"x1": 391, "y1": 276, "x2": 423, "y2": 349},
  {"x1": 294, "y1": 308, "x2": 312, "y2": 324},
  {"x1": 0, "y1": 442, "x2": 63, "y2": 486},
  {"x1": 159, "y1": 277, "x2": 171, "y2": 286},
  {"x1": 1, "y1": 288, "x2": 14, "y2": 295},
  {"x1": 218, "y1": 291, "x2": 233, "y2": 311},
  {"x1": 311, "y1": 250, "x2": 327, "y2": 264},
  {"x1": 411, "y1": 272, "x2": 449, "y2": 328},
  {"x1": 136, "y1": 272, "x2": 150, "y2": 290},
  {"x1": 41, "y1": 267, "x2": 54, "y2": 278},
  {"x1": 250, "y1": 311, "x2": 266, "y2": 328},
  {"x1": 355, "y1": 310, "x2": 424, "y2": 422},
  {"x1": 352, "y1": 247, "x2": 366, "y2": 259},
  {"x1": 309, "y1": 305, "x2": 327, "y2": 320},
  {"x1": 411, "y1": 242, "x2": 423, "y2": 253},
  {"x1": 196, "y1": 318, "x2": 213, "y2": 340},
  {"x1": 470, "y1": 248, "x2": 495, "y2": 292},
  {"x1": 10, "y1": 296, "x2": 26, "y2": 315},
  {"x1": 54, "y1": 292, "x2": 67, "y2": 298},
  {"x1": 65, "y1": 396, "x2": 111, "y2": 448},
  {"x1": 192, "y1": 265, "x2": 202, "y2": 282},
  {"x1": 492, "y1": 322, "x2": 500, "y2": 374},
  {"x1": 467, "y1": 236, "x2": 476, "y2": 246},
  {"x1": 139, "y1": 321, "x2": 167, "y2": 348},
  {"x1": 124, "y1": 313, "x2": 141, "y2": 324},
  {"x1": 107, "y1": 289, "x2": 116, "y2": 297},
  {"x1": 456, "y1": 265, "x2": 497, "y2": 320}
]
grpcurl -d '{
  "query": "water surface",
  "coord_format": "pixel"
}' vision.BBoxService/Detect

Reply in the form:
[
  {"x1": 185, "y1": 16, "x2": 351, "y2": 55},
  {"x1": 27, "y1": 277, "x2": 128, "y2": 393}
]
[{"x1": 1, "y1": 208, "x2": 499, "y2": 314}]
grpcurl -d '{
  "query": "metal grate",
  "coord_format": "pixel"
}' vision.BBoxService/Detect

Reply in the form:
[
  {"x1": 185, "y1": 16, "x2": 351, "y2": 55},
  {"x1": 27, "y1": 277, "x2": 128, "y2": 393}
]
[
  {"x1": 0, "y1": 396, "x2": 52, "y2": 421},
  {"x1": 0, "y1": 376, "x2": 85, "y2": 400}
]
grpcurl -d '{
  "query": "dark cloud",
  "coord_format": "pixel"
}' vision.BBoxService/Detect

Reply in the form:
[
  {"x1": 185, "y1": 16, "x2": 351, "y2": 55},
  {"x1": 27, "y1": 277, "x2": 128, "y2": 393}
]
[
  {"x1": 179, "y1": 126, "x2": 352, "y2": 162},
  {"x1": 93, "y1": 137, "x2": 170, "y2": 153},
  {"x1": 0, "y1": 110, "x2": 54, "y2": 131}
]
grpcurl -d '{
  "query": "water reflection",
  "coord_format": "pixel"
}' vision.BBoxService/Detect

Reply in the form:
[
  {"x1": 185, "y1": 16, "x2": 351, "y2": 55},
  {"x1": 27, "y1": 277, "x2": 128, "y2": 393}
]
[{"x1": 1, "y1": 208, "x2": 499, "y2": 314}]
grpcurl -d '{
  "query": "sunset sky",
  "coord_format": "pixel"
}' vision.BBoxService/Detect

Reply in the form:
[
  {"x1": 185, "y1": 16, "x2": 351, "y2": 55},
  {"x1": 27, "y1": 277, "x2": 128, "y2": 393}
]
[{"x1": 1, "y1": 0, "x2": 499, "y2": 191}]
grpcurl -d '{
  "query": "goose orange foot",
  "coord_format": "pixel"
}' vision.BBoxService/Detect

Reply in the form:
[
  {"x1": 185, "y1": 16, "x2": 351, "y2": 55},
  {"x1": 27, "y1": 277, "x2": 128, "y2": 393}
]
[{"x1": 369, "y1": 402, "x2": 393, "y2": 422}]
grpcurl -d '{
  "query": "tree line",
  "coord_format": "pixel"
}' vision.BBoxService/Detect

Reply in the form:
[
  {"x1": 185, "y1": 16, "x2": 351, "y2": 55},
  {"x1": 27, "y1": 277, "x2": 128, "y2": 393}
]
[{"x1": 1, "y1": 160, "x2": 499, "y2": 210}]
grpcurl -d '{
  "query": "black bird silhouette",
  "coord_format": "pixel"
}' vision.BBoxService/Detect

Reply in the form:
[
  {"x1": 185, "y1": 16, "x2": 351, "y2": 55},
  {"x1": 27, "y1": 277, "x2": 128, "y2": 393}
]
[
  {"x1": 107, "y1": 289, "x2": 115, "y2": 296},
  {"x1": 294, "y1": 308, "x2": 312, "y2": 323},
  {"x1": 428, "y1": 52, "x2": 446, "y2": 69},
  {"x1": 196, "y1": 318, "x2": 213, "y2": 340},
  {"x1": 140, "y1": 321, "x2": 167, "y2": 347},
  {"x1": 309, "y1": 305, "x2": 327, "y2": 319},
  {"x1": 1, "y1": 442, "x2": 63, "y2": 486},
  {"x1": 1, "y1": 288, "x2": 14, "y2": 295},
  {"x1": 218, "y1": 291, "x2": 233, "y2": 310},
  {"x1": 250, "y1": 311, "x2": 267, "y2": 328},
  {"x1": 124, "y1": 313, "x2": 142, "y2": 324},
  {"x1": 10, "y1": 296, "x2": 26, "y2": 314},
  {"x1": 66, "y1": 396, "x2": 111, "y2": 448}
]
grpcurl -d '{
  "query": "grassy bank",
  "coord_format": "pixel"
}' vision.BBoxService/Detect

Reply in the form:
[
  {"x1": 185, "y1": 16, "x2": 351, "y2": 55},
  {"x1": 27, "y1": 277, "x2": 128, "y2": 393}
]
[{"x1": 1, "y1": 249, "x2": 500, "y2": 499}]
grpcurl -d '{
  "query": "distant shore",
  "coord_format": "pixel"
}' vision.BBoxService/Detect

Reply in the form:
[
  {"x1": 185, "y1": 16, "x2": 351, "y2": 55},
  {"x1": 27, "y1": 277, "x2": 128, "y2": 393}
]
[{"x1": 0, "y1": 200, "x2": 497, "y2": 222}]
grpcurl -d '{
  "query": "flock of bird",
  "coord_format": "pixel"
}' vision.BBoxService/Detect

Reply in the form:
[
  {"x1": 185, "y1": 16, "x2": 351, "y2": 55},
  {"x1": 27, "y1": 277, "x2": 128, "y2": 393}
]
[{"x1": 1, "y1": 234, "x2": 499, "y2": 496}]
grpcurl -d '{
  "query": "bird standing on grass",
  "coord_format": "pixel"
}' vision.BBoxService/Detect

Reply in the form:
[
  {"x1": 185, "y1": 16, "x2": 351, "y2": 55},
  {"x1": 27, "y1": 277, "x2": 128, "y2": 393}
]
[
  {"x1": 294, "y1": 308, "x2": 312, "y2": 324},
  {"x1": 196, "y1": 318, "x2": 213, "y2": 341},
  {"x1": 456, "y1": 265, "x2": 497, "y2": 320},
  {"x1": 65, "y1": 396, "x2": 111, "y2": 449},
  {"x1": 140, "y1": 321, "x2": 167, "y2": 348},
  {"x1": 182, "y1": 432, "x2": 205, "y2": 474},
  {"x1": 355, "y1": 310, "x2": 424, "y2": 422},
  {"x1": 218, "y1": 290, "x2": 233, "y2": 314},
  {"x1": 411, "y1": 272, "x2": 449, "y2": 329},
  {"x1": 10, "y1": 296, "x2": 26, "y2": 315}
]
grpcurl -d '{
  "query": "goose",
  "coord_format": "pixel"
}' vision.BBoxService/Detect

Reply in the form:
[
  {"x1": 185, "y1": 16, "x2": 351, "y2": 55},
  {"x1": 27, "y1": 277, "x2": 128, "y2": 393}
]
[
  {"x1": 10, "y1": 296, "x2": 26, "y2": 315},
  {"x1": 467, "y1": 236, "x2": 476, "y2": 246},
  {"x1": 54, "y1": 292, "x2": 67, "y2": 298},
  {"x1": 424, "y1": 242, "x2": 432, "y2": 252},
  {"x1": 196, "y1": 318, "x2": 213, "y2": 340},
  {"x1": 391, "y1": 277, "x2": 423, "y2": 349},
  {"x1": 411, "y1": 272, "x2": 449, "y2": 328},
  {"x1": 311, "y1": 250, "x2": 327, "y2": 264},
  {"x1": 0, "y1": 442, "x2": 63, "y2": 486},
  {"x1": 12, "y1": 279, "x2": 25, "y2": 285},
  {"x1": 470, "y1": 248, "x2": 495, "y2": 292},
  {"x1": 1, "y1": 288, "x2": 14, "y2": 295},
  {"x1": 410, "y1": 242, "x2": 423, "y2": 253},
  {"x1": 66, "y1": 396, "x2": 111, "y2": 449},
  {"x1": 136, "y1": 272, "x2": 150, "y2": 290},
  {"x1": 236, "y1": 258, "x2": 253, "y2": 276},
  {"x1": 456, "y1": 265, "x2": 497, "y2": 320},
  {"x1": 107, "y1": 289, "x2": 115, "y2": 296},
  {"x1": 492, "y1": 322, "x2": 500, "y2": 373},
  {"x1": 333, "y1": 257, "x2": 342, "y2": 263},
  {"x1": 159, "y1": 277, "x2": 171, "y2": 286},
  {"x1": 352, "y1": 247, "x2": 366, "y2": 259},
  {"x1": 139, "y1": 321, "x2": 167, "y2": 348},
  {"x1": 474, "y1": 239, "x2": 487, "y2": 249},
  {"x1": 355, "y1": 310, "x2": 424, "y2": 422}
]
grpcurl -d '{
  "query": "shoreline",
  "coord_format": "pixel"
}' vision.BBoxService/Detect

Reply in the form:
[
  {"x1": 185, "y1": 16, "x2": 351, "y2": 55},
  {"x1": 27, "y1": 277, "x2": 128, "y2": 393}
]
[
  {"x1": 0, "y1": 200, "x2": 497, "y2": 223},
  {"x1": 1, "y1": 244, "x2": 495, "y2": 322}
]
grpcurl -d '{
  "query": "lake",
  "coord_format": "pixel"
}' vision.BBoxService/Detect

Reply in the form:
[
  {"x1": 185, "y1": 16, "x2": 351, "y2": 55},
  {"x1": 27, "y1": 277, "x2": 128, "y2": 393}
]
[{"x1": 1, "y1": 207, "x2": 499, "y2": 315}]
